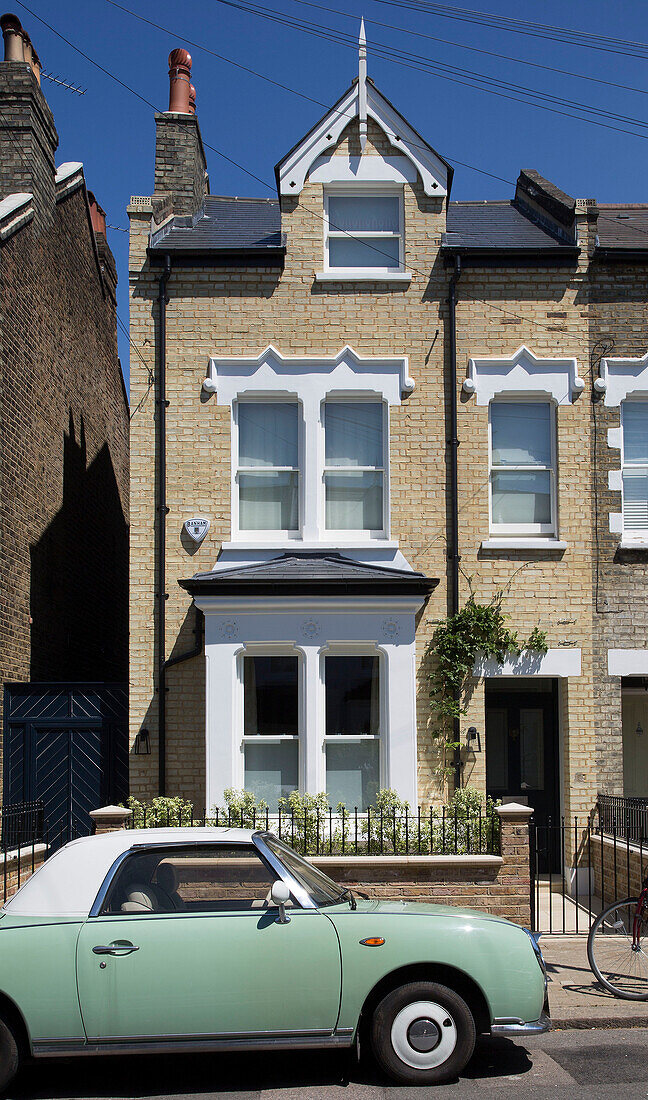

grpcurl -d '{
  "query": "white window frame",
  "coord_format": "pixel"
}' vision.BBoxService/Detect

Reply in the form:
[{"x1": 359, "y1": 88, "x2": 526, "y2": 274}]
[
  {"x1": 488, "y1": 398, "x2": 557, "y2": 538},
  {"x1": 323, "y1": 186, "x2": 405, "y2": 277},
  {"x1": 321, "y1": 397, "x2": 389, "y2": 540},
  {"x1": 318, "y1": 644, "x2": 386, "y2": 803},
  {"x1": 621, "y1": 398, "x2": 648, "y2": 541},
  {"x1": 232, "y1": 398, "x2": 303, "y2": 540},
  {"x1": 236, "y1": 645, "x2": 305, "y2": 798}
]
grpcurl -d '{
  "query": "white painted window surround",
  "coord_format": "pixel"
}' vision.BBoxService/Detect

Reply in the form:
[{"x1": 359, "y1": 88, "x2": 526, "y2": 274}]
[
  {"x1": 597, "y1": 353, "x2": 648, "y2": 544},
  {"x1": 203, "y1": 345, "x2": 414, "y2": 548},
  {"x1": 195, "y1": 596, "x2": 421, "y2": 811},
  {"x1": 462, "y1": 347, "x2": 583, "y2": 549},
  {"x1": 320, "y1": 186, "x2": 409, "y2": 283}
]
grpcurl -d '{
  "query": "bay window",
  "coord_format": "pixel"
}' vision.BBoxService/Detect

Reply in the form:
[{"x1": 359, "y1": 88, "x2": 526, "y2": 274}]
[
  {"x1": 237, "y1": 402, "x2": 299, "y2": 532},
  {"x1": 489, "y1": 401, "x2": 556, "y2": 536},
  {"x1": 325, "y1": 191, "x2": 403, "y2": 273},
  {"x1": 324, "y1": 655, "x2": 381, "y2": 808},
  {"x1": 324, "y1": 401, "x2": 385, "y2": 533},
  {"x1": 242, "y1": 655, "x2": 299, "y2": 809},
  {"x1": 621, "y1": 400, "x2": 648, "y2": 539}
]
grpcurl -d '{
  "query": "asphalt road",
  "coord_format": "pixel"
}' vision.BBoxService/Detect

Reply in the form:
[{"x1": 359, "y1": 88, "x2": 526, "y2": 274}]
[{"x1": 6, "y1": 1028, "x2": 648, "y2": 1100}]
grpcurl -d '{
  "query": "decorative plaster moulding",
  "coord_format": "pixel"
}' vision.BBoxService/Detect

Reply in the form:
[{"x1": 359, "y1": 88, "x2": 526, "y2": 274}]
[
  {"x1": 309, "y1": 154, "x2": 418, "y2": 186},
  {"x1": 463, "y1": 345, "x2": 584, "y2": 405},
  {"x1": 608, "y1": 649, "x2": 648, "y2": 676},
  {"x1": 597, "y1": 351, "x2": 648, "y2": 406},
  {"x1": 473, "y1": 647, "x2": 581, "y2": 678},
  {"x1": 276, "y1": 83, "x2": 448, "y2": 198},
  {"x1": 202, "y1": 345, "x2": 415, "y2": 403}
]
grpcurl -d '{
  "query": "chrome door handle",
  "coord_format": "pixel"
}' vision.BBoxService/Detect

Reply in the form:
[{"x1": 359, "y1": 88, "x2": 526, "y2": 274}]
[{"x1": 92, "y1": 942, "x2": 139, "y2": 956}]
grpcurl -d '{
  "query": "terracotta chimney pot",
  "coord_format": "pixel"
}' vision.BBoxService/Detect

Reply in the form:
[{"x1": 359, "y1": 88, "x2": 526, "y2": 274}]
[
  {"x1": 188, "y1": 83, "x2": 196, "y2": 114},
  {"x1": 167, "y1": 47, "x2": 192, "y2": 113},
  {"x1": 0, "y1": 13, "x2": 25, "y2": 62}
]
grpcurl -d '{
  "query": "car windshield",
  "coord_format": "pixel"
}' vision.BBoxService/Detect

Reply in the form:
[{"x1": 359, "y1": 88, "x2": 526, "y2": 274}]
[{"x1": 262, "y1": 834, "x2": 346, "y2": 907}]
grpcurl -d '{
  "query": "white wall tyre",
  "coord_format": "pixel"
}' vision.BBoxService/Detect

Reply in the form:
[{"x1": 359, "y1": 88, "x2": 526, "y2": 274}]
[{"x1": 371, "y1": 981, "x2": 476, "y2": 1085}]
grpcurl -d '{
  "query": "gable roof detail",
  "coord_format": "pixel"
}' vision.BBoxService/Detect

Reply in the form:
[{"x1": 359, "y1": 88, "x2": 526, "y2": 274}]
[{"x1": 275, "y1": 79, "x2": 452, "y2": 199}]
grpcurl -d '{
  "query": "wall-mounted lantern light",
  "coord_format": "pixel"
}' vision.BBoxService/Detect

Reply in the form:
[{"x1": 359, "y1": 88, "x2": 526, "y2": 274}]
[
  {"x1": 466, "y1": 726, "x2": 482, "y2": 752},
  {"x1": 134, "y1": 728, "x2": 151, "y2": 755},
  {"x1": 636, "y1": 723, "x2": 644, "y2": 737}
]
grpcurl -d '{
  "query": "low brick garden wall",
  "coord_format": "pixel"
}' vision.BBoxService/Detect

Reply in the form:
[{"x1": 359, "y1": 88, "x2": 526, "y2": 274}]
[{"x1": 591, "y1": 832, "x2": 647, "y2": 908}]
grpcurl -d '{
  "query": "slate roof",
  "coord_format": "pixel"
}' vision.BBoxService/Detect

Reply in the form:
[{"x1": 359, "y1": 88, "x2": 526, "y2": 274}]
[
  {"x1": 597, "y1": 205, "x2": 648, "y2": 253},
  {"x1": 179, "y1": 552, "x2": 437, "y2": 598},
  {"x1": 443, "y1": 201, "x2": 578, "y2": 254},
  {"x1": 149, "y1": 196, "x2": 285, "y2": 261}
]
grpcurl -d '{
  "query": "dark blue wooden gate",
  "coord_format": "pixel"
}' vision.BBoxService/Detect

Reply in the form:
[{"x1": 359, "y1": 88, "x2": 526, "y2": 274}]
[{"x1": 3, "y1": 684, "x2": 128, "y2": 846}]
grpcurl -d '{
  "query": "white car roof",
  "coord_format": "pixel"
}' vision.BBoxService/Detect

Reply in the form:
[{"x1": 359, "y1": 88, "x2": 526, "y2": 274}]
[{"x1": 3, "y1": 827, "x2": 259, "y2": 920}]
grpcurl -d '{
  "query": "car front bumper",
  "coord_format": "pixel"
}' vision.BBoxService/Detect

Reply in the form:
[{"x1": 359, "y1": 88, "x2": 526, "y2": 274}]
[{"x1": 490, "y1": 1010, "x2": 551, "y2": 1037}]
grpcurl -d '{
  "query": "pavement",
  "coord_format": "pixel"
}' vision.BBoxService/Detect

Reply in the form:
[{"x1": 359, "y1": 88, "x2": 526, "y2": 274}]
[
  {"x1": 541, "y1": 933, "x2": 648, "y2": 1028},
  {"x1": 7, "y1": 1029, "x2": 648, "y2": 1099}
]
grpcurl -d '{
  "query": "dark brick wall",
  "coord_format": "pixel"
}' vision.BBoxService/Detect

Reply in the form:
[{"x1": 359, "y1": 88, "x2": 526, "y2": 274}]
[
  {"x1": 0, "y1": 64, "x2": 57, "y2": 231},
  {"x1": 589, "y1": 258, "x2": 648, "y2": 794},
  {"x1": 0, "y1": 184, "x2": 129, "y2": 784}
]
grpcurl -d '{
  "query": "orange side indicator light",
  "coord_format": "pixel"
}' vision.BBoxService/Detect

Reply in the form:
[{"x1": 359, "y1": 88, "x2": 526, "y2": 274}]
[{"x1": 360, "y1": 937, "x2": 385, "y2": 947}]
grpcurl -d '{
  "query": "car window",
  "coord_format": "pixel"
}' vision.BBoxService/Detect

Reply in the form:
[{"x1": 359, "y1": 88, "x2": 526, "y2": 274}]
[
  {"x1": 262, "y1": 835, "x2": 344, "y2": 907},
  {"x1": 99, "y1": 845, "x2": 296, "y2": 915}
]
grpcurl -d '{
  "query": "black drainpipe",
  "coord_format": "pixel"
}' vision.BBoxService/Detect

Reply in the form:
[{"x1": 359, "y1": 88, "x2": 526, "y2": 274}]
[
  {"x1": 448, "y1": 254, "x2": 462, "y2": 791},
  {"x1": 156, "y1": 254, "x2": 172, "y2": 794}
]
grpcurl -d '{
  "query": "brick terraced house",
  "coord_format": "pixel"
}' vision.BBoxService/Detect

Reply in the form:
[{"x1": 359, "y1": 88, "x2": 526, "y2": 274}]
[
  {"x1": 128, "y1": 44, "x2": 647, "y2": 867},
  {"x1": 0, "y1": 15, "x2": 129, "y2": 839}
]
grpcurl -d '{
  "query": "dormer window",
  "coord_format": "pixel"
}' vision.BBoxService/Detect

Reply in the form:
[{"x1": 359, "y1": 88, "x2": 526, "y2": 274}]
[{"x1": 324, "y1": 189, "x2": 404, "y2": 276}]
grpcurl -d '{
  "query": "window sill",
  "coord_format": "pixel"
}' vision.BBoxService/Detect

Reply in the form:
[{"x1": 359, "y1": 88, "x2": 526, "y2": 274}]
[
  {"x1": 221, "y1": 539, "x2": 399, "y2": 552},
  {"x1": 480, "y1": 538, "x2": 567, "y2": 551},
  {"x1": 619, "y1": 540, "x2": 648, "y2": 550},
  {"x1": 314, "y1": 270, "x2": 412, "y2": 284}
]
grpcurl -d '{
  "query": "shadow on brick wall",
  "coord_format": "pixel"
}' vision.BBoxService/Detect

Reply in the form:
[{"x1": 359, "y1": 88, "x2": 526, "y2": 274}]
[{"x1": 29, "y1": 409, "x2": 128, "y2": 682}]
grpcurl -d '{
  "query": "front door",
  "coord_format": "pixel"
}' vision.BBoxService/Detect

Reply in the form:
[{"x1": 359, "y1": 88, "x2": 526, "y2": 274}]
[
  {"x1": 485, "y1": 681, "x2": 559, "y2": 868},
  {"x1": 76, "y1": 843, "x2": 341, "y2": 1041}
]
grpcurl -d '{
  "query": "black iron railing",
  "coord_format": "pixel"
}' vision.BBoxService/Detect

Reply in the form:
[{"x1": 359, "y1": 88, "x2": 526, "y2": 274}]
[
  {"x1": 597, "y1": 794, "x2": 648, "y2": 845},
  {"x1": 128, "y1": 803, "x2": 501, "y2": 857},
  {"x1": 1, "y1": 800, "x2": 44, "y2": 848}
]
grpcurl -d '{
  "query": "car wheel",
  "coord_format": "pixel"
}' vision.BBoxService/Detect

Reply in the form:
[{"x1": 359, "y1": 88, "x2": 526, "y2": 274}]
[
  {"x1": 0, "y1": 1017, "x2": 19, "y2": 1092},
  {"x1": 370, "y1": 980, "x2": 476, "y2": 1085}
]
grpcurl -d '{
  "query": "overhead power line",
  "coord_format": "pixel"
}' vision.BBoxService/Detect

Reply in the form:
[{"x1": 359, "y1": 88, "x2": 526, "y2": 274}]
[
  {"x1": 206, "y1": 0, "x2": 648, "y2": 140},
  {"x1": 281, "y1": 0, "x2": 648, "y2": 101},
  {"x1": 14, "y1": 0, "x2": 648, "y2": 349},
  {"x1": 371, "y1": 0, "x2": 648, "y2": 63}
]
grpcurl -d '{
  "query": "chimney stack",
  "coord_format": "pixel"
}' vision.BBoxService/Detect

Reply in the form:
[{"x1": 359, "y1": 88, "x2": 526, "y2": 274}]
[
  {"x1": 88, "y1": 190, "x2": 107, "y2": 237},
  {"x1": 0, "y1": 12, "x2": 57, "y2": 228},
  {"x1": 153, "y1": 46, "x2": 208, "y2": 217}
]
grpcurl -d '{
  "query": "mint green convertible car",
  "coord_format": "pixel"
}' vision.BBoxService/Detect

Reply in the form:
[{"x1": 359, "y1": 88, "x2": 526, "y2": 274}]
[{"x1": 0, "y1": 827, "x2": 549, "y2": 1088}]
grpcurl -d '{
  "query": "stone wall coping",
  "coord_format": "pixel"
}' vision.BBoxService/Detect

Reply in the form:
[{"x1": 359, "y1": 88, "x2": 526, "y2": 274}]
[
  {"x1": 599, "y1": 831, "x2": 647, "y2": 857},
  {"x1": 89, "y1": 805, "x2": 133, "y2": 826},
  {"x1": 310, "y1": 854, "x2": 503, "y2": 868},
  {"x1": 0, "y1": 842, "x2": 48, "y2": 868},
  {"x1": 496, "y1": 803, "x2": 534, "y2": 821}
]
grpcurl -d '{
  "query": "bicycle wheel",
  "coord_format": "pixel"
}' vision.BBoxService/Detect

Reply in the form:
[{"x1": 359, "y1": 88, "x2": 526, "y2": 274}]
[{"x1": 588, "y1": 897, "x2": 648, "y2": 1000}]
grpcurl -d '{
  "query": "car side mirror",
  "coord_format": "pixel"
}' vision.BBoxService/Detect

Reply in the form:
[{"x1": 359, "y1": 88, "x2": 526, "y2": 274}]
[{"x1": 271, "y1": 879, "x2": 291, "y2": 924}]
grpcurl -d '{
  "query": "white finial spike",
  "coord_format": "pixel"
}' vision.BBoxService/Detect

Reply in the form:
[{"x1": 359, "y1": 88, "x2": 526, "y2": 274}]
[{"x1": 359, "y1": 17, "x2": 367, "y2": 152}]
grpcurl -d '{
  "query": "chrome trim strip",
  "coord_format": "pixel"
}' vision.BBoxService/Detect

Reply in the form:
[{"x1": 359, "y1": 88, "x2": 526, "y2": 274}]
[
  {"x1": 491, "y1": 1011, "x2": 551, "y2": 1037},
  {"x1": 33, "y1": 1030, "x2": 355, "y2": 1058},
  {"x1": 89, "y1": 849, "x2": 135, "y2": 918},
  {"x1": 253, "y1": 832, "x2": 316, "y2": 910}
]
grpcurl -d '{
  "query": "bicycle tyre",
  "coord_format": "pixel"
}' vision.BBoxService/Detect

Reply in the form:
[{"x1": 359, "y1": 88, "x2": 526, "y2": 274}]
[{"x1": 587, "y1": 897, "x2": 648, "y2": 1001}]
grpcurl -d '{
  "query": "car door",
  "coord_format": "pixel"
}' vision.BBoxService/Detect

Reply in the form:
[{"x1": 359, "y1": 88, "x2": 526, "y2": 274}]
[{"x1": 76, "y1": 842, "x2": 341, "y2": 1041}]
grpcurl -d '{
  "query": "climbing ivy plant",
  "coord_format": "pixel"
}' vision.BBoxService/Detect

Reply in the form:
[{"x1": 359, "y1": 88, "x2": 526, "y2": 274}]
[{"x1": 427, "y1": 592, "x2": 548, "y2": 730}]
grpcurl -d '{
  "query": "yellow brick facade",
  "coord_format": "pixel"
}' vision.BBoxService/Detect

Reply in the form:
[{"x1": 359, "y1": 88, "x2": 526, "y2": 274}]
[{"x1": 128, "y1": 108, "x2": 621, "y2": 824}]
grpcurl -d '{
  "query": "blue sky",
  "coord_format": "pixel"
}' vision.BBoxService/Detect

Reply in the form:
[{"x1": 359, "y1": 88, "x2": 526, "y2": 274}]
[{"x1": 13, "y1": 0, "x2": 648, "y2": 390}]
